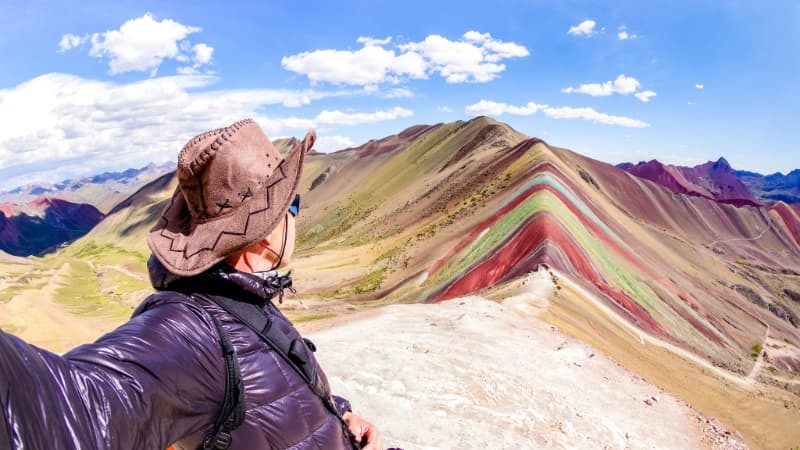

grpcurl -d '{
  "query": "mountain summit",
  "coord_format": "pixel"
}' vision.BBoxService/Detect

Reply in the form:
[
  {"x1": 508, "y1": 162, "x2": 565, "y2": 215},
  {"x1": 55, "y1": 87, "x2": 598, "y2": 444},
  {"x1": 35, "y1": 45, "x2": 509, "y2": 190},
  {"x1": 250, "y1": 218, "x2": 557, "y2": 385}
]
[{"x1": 617, "y1": 158, "x2": 759, "y2": 206}]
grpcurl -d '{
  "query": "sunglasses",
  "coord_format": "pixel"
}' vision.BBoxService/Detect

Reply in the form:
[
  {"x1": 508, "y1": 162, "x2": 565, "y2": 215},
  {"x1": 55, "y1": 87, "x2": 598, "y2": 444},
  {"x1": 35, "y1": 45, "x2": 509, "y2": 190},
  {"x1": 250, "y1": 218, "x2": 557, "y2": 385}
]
[{"x1": 288, "y1": 194, "x2": 300, "y2": 217}]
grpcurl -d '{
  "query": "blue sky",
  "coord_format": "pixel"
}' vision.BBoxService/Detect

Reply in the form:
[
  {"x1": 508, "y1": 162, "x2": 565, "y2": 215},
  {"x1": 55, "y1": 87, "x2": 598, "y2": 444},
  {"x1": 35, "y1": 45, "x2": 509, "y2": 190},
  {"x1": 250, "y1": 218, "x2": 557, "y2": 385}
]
[{"x1": 0, "y1": 0, "x2": 798, "y2": 189}]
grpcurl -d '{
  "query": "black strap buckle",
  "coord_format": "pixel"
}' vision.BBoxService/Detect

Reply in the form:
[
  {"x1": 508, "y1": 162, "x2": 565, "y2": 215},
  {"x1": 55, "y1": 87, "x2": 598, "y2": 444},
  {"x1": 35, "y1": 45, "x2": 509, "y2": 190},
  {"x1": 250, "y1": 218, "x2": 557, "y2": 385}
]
[
  {"x1": 215, "y1": 432, "x2": 233, "y2": 449},
  {"x1": 202, "y1": 431, "x2": 232, "y2": 450}
]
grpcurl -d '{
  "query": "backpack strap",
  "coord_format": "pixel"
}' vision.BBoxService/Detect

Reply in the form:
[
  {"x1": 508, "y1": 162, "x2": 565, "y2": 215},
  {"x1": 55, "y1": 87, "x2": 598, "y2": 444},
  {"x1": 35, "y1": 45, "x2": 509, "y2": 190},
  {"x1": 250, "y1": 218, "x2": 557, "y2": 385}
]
[
  {"x1": 198, "y1": 311, "x2": 245, "y2": 450},
  {"x1": 130, "y1": 295, "x2": 245, "y2": 450},
  {"x1": 196, "y1": 293, "x2": 344, "y2": 421}
]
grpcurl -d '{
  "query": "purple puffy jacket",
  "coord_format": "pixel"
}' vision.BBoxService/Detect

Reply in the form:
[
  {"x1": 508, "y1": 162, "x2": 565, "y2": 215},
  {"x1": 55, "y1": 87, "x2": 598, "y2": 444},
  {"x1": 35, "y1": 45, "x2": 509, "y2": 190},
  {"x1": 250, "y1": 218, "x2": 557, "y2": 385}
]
[{"x1": 0, "y1": 258, "x2": 355, "y2": 449}]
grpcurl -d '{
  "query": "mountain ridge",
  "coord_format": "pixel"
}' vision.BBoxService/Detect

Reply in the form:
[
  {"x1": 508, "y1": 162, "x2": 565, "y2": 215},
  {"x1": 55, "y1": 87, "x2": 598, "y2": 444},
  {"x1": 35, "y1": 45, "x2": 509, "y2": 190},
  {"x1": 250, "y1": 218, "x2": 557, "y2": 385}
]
[
  {"x1": 617, "y1": 157, "x2": 759, "y2": 206},
  {"x1": 36, "y1": 116, "x2": 800, "y2": 447},
  {"x1": 0, "y1": 162, "x2": 174, "y2": 213},
  {"x1": 619, "y1": 157, "x2": 800, "y2": 205}
]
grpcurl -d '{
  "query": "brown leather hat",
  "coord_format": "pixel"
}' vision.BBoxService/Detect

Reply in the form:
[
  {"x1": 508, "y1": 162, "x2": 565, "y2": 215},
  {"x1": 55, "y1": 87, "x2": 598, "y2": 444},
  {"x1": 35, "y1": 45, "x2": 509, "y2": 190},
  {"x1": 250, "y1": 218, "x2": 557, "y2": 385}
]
[{"x1": 147, "y1": 118, "x2": 315, "y2": 276}]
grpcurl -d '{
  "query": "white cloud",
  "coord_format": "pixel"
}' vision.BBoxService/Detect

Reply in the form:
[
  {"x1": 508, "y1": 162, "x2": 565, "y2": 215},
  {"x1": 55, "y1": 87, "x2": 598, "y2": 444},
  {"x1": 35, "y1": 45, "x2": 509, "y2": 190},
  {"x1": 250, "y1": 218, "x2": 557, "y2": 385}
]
[
  {"x1": 361, "y1": 85, "x2": 414, "y2": 98},
  {"x1": 356, "y1": 36, "x2": 392, "y2": 46},
  {"x1": 60, "y1": 13, "x2": 212, "y2": 76},
  {"x1": 617, "y1": 26, "x2": 638, "y2": 40},
  {"x1": 465, "y1": 99, "x2": 547, "y2": 116},
  {"x1": 399, "y1": 32, "x2": 528, "y2": 83},
  {"x1": 0, "y1": 73, "x2": 357, "y2": 189},
  {"x1": 176, "y1": 66, "x2": 200, "y2": 75},
  {"x1": 462, "y1": 31, "x2": 491, "y2": 43},
  {"x1": 58, "y1": 33, "x2": 88, "y2": 51},
  {"x1": 257, "y1": 107, "x2": 413, "y2": 138},
  {"x1": 282, "y1": 31, "x2": 529, "y2": 86},
  {"x1": 695, "y1": 83, "x2": 704, "y2": 89},
  {"x1": 382, "y1": 87, "x2": 414, "y2": 98},
  {"x1": 178, "y1": 43, "x2": 215, "y2": 74},
  {"x1": 464, "y1": 99, "x2": 649, "y2": 128},
  {"x1": 192, "y1": 43, "x2": 214, "y2": 64},
  {"x1": 437, "y1": 105, "x2": 453, "y2": 113},
  {"x1": 562, "y1": 74, "x2": 641, "y2": 96},
  {"x1": 258, "y1": 117, "x2": 316, "y2": 134},
  {"x1": 568, "y1": 20, "x2": 597, "y2": 37},
  {"x1": 282, "y1": 45, "x2": 427, "y2": 86},
  {"x1": 313, "y1": 135, "x2": 356, "y2": 153},
  {"x1": 543, "y1": 106, "x2": 650, "y2": 128},
  {"x1": 314, "y1": 107, "x2": 413, "y2": 126},
  {"x1": 634, "y1": 90, "x2": 657, "y2": 102}
]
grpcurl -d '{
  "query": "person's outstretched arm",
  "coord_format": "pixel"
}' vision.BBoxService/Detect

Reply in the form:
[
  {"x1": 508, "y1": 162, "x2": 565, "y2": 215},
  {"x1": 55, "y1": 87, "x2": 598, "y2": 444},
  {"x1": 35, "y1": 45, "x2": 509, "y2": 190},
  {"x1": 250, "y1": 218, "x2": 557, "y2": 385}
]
[{"x1": 0, "y1": 295, "x2": 224, "y2": 450}]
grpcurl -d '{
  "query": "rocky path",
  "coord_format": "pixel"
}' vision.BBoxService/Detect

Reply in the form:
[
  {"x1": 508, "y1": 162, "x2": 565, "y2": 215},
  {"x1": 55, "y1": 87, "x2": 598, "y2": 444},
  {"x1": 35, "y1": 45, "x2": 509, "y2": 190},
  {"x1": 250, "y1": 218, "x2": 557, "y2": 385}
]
[
  {"x1": 745, "y1": 325, "x2": 769, "y2": 384},
  {"x1": 706, "y1": 216, "x2": 772, "y2": 248},
  {"x1": 309, "y1": 272, "x2": 744, "y2": 449}
]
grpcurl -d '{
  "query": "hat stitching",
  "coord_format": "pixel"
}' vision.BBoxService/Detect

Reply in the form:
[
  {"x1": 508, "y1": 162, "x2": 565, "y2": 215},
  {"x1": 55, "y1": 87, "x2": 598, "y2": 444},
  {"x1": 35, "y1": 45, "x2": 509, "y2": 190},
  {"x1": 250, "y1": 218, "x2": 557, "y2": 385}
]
[
  {"x1": 182, "y1": 118, "x2": 250, "y2": 154},
  {"x1": 238, "y1": 187, "x2": 253, "y2": 202},
  {"x1": 186, "y1": 119, "x2": 253, "y2": 176},
  {"x1": 178, "y1": 127, "x2": 224, "y2": 173},
  {"x1": 157, "y1": 159, "x2": 289, "y2": 260},
  {"x1": 193, "y1": 161, "x2": 285, "y2": 225},
  {"x1": 215, "y1": 199, "x2": 233, "y2": 215}
]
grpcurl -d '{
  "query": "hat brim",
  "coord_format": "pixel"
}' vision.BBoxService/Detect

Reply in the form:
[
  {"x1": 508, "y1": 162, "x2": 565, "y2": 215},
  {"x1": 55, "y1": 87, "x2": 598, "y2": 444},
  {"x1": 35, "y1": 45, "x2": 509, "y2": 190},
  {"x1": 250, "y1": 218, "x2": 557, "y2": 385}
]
[{"x1": 147, "y1": 139, "x2": 307, "y2": 277}]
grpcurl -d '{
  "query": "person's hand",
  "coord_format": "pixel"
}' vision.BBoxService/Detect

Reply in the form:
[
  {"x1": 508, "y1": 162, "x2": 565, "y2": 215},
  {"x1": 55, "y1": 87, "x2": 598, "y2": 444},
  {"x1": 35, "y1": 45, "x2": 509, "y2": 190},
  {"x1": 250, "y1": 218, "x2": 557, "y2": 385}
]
[{"x1": 343, "y1": 411, "x2": 382, "y2": 450}]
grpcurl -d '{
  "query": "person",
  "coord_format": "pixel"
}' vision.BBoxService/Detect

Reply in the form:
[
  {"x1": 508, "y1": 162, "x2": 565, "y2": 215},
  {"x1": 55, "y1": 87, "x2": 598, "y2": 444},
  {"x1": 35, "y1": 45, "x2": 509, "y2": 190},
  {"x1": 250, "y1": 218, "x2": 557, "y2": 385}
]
[{"x1": 0, "y1": 119, "x2": 383, "y2": 449}]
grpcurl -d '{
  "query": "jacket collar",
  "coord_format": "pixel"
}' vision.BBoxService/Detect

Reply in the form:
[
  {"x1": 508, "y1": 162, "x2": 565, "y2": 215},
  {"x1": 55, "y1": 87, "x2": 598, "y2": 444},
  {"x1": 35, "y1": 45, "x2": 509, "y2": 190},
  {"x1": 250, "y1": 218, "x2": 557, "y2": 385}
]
[{"x1": 148, "y1": 254, "x2": 294, "y2": 305}]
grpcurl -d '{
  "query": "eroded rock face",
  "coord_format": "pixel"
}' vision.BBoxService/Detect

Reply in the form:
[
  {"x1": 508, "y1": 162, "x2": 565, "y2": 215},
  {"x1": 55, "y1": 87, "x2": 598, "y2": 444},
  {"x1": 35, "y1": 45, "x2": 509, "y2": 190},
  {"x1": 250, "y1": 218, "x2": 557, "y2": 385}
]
[
  {"x1": 733, "y1": 285, "x2": 798, "y2": 327},
  {"x1": 310, "y1": 166, "x2": 333, "y2": 191},
  {"x1": 768, "y1": 303, "x2": 799, "y2": 327},
  {"x1": 733, "y1": 285, "x2": 767, "y2": 307}
]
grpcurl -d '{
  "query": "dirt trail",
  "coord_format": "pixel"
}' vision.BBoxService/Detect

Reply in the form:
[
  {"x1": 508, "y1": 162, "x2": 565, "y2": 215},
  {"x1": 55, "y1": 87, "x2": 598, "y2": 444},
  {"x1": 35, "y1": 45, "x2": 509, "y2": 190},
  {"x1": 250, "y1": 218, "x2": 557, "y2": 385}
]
[
  {"x1": 109, "y1": 264, "x2": 147, "y2": 281},
  {"x1": 745, "y1": 326, "x2": 769, "y2": 384},
  {"x1": 0, "y1": 263, "x2": 114, "y2": 353},
  {"x1": 552, "y1": 270, "x2": 763, "y2": 391},
  {"x1": 544, "y1": 270, "x2": 800, "y2": 449},
  {"x1": 311, "y1": 271, "x2": 742, "y2": 449},
  {"x1": 87, "y1": 260, "x2": 147, "y2": 282},
  {"x1": 706, "y1": 217, "x2": 772, "y2": 248}
]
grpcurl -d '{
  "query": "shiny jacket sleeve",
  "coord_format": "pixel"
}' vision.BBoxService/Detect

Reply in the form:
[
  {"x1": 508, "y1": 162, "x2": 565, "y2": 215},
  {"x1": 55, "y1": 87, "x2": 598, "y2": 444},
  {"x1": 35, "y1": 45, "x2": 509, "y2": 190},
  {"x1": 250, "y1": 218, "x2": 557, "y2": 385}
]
[
  {"x1": 331, "y1": 395, "x2": 352, "y2": 416},
  {"x1": 0, "y1": 296, "x2": 224, "y2": 450}
]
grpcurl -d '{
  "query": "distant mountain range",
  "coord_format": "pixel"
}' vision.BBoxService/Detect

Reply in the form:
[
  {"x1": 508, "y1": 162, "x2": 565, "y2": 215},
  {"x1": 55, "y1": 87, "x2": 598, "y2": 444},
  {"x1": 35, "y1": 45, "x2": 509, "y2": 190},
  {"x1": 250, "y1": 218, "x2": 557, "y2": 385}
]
[
  {"x1": 0, "y1": 162, "x2": 173, "y2": 256},
  {"x1": 618, "y1": 158, "x2": 800, "y2": 206},
  {"x1": 0, "y1": 197, "x2": 104, "y2": 256},
  {"x1": 736, "y1": 168, "x2": 800, "y2": 204},
  {"x1": 0, "y1": 162, "x2": 174, "y2": 213}
]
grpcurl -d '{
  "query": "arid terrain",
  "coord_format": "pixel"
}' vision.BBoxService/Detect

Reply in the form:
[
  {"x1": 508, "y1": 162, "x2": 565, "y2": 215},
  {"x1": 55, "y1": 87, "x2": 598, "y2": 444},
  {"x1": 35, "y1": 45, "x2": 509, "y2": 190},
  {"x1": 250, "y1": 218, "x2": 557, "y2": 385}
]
[
  {"x1": 1, "y1": 117, "x2": 799, "y2": 448},
  {"x1": 309, "y1": 270, "x2": 746, "y2": 450}
]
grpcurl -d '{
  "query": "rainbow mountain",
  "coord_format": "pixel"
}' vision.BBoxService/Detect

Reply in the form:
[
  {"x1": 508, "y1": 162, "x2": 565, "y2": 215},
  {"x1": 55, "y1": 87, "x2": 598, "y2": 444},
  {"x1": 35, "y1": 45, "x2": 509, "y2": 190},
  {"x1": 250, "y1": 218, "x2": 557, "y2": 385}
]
[
  {"x1": 48, "y1": 116, "x2": 800, "y2": 446},
  {"x1": 70, "y1": 116, "x2": 800, "y2": 375}
]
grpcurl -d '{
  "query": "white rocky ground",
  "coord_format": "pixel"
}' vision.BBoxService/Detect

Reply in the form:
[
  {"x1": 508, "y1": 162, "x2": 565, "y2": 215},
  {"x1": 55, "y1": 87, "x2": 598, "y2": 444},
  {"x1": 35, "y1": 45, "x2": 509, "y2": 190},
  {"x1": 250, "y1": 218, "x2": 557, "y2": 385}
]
[{"x1": 309, "y1": 271, "x2": 743, "y2": 450}]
